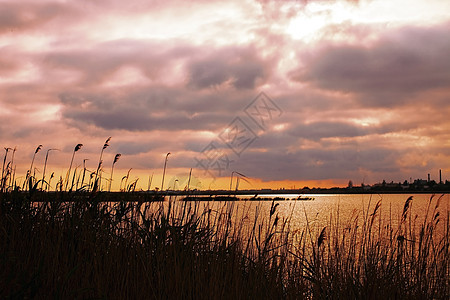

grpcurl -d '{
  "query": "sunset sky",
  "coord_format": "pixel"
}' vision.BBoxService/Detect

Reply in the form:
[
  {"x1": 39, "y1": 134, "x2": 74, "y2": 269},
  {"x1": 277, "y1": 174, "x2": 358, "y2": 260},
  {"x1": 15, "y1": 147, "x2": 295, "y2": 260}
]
[{"x1": 1, "y1": 0, "x2": 450, "y2": 190}]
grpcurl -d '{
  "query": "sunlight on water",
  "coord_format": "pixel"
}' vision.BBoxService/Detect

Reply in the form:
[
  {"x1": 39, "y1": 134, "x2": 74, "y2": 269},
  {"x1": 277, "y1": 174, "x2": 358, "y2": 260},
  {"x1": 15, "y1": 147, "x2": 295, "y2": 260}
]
[{"x1": 165, "y1": 193, "x2": 449, "y2": 236}]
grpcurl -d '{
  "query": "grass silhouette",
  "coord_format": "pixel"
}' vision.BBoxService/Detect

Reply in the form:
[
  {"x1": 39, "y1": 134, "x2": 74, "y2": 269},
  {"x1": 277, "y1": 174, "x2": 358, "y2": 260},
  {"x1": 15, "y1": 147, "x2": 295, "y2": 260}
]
[
  {"x1": 0, "y1": 191, "x2": 448, "y2": 299},
  {"x1": 0, "y1": 140, "x2": 449, "y2": 298}
]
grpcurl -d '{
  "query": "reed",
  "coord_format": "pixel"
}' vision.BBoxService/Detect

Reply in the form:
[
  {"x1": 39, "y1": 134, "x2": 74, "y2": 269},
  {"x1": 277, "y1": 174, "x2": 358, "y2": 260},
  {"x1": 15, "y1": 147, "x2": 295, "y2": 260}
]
[
  {"x1": 80, "y1": 159, "x2": 89, "y2": 190},
  {"x1": 0, "y1": 193, "x2": 448, "y2": 299},
  {"x1": 8, "y1": 147, "x2": 16, "y2": 188},
  {"x1": 65, "y1": 143, "x2": 83, "y2": 191},
  {"x1": 120, "y1": 168, "x2": 132, "y2": 192},
  {"x1": 95, "y1": 137, "x2": 111, "y2": 190},
  {"x1": 161, "y1": 152, "x2": 170, "y2": 191},
  {"x1": 109, "y1": 153, "x2": 121, "y2": 192},
  {"x1": 41, "y1": 148, "x2": 58, "y2": 191},
  {"x1": 1, "y1": 147, "x2": 12, "y2": 192},
  {"x1": 24, "y1": 145, "x2": 42, "y2": 191},
  {"x1": 0, "y1": 140, "x2": 448, "y2": 298}
]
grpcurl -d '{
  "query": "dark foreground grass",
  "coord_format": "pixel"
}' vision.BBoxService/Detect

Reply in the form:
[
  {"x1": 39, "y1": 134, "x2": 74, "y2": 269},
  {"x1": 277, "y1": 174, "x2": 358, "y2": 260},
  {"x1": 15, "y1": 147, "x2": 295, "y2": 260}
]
[{"x1": 0, "y1": 191, "x2": 449, "y2": 299}]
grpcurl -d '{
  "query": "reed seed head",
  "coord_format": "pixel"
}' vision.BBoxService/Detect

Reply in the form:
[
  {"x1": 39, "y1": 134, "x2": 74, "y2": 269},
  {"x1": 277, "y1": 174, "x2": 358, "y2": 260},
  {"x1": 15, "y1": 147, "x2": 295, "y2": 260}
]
[
  {"x1": 318, "y1": 226, "x2": 327, "y2": 247},
  {"x1": 402, "y1": 196, "x2": 413, "y2": 220},
  {"x1": 113, "y1": 153, "x2": 121, "y2": 164},
  {"x1": 103, "y1": 137, "x2": 112, "y2": 150},
  {"x1": 35, "y1": 145, "x2": 43, "y2": 154}
]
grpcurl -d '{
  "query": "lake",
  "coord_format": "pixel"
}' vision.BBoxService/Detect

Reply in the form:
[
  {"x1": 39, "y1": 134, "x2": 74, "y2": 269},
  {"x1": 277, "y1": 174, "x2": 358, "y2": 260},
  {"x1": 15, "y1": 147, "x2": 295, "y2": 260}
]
[{"x1": 166, "y1": 193, "x2": 449, "y2": 235}]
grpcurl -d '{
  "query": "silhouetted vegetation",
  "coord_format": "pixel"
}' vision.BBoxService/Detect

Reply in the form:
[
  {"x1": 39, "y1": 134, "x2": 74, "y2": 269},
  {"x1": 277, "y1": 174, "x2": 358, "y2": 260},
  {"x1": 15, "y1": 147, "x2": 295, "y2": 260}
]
[
  {"x1": 0, "y1": 191, "x2": 448, "y2": 299},
  {"x1": 0, "y1": 142, "x2": 449, "y2": 298}
]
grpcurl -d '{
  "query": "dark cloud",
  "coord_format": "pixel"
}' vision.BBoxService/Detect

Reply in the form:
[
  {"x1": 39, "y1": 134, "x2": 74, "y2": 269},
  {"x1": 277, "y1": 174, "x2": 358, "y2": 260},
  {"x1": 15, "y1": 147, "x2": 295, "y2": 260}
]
[
  {"x1": 187, "y1": 46, "x2": 269, "y2": 89},
  {"x1": 114, "y1": 141, "x2": 155, "y2": 155},
  {"x1": 289, "y1": 121, "x2": 367, "y2": 140},
  {"x1": 286, "y1": 118, "x2": 434, "y2": 141},
  {"x1": 0, "y1": 2, "x2": 69, "y2": 33},
  {"x1": 0, "y1": 47, "x2": 21, "y2": 75},
  {"x1": 42, "y1": 40, "x2": 271, "y2": 92},
  {"x1": 43, "y1": 39, "x2": 191, "y2": 85},
  {"x1": 291, "y1": 23, "x2": 450, "y2": 106},
  {"x1": 58, "y1": 88, "x2": 255, "y2": 132},
  {"x1": 214, "y1": 144, "x2": 398, "y2": 182},
  {"x1": 188, "y1": 58, "x2": 229, "y2": 88},
  {"x1": 64, "y1": 107, "x2": 231, "y2": 132}
]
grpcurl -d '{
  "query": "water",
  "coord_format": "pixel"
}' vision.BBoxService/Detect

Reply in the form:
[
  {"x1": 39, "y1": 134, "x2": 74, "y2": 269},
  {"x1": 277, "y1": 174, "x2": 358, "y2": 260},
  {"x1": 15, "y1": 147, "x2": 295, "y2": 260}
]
[{"x1": 174, "y1": 193, "x2": 450, "y2": 235}]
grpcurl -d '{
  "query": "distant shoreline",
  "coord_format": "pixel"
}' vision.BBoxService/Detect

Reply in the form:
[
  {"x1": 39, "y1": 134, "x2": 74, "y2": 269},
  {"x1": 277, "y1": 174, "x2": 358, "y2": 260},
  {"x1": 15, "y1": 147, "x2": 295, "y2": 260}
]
[{"x1": 138, "y1": 188, "x2": 450, "y2": 196}]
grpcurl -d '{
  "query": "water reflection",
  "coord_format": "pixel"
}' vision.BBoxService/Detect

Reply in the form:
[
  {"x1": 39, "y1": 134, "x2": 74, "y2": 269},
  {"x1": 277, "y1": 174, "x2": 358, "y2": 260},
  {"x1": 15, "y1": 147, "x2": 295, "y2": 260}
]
[{"x1": 162, "y1": 193, "x2": 449, "y2": 236}]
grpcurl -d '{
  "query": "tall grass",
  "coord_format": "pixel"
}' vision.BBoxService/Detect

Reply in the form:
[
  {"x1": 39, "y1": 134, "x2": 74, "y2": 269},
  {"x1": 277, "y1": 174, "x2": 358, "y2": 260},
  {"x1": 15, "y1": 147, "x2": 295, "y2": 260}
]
[
  {"x1": 0, "y1": 140, "x2": 448, "y2": 298},
  {"x1": 0, "y1": 192, "x2": 448, "y2": 299},
  {"x1": 95, "y1": 137, "x2": 111, "y2": 190},
  {"x1": 0, "y1": 138, "x2": 119, "y2": 193},
  {"x1": 109, "y1": 153, "x2": 121, "y2": 192},
  {"x1": 65, "y1": 143, "x2": 83, "y2": 191},
  {"x1": 41, "y1": 148, "x2": 59, "y2": 191},
  {"x1": 24, "y1": 144, "x2": 42, "y2": 191}
]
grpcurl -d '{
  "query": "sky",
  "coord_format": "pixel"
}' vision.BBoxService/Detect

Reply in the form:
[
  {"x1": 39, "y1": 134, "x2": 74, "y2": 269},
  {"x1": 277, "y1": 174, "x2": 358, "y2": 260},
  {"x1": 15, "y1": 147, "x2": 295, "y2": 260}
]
[{"x1": 1, "y1": 0, "x2": 450, "y2": 191}]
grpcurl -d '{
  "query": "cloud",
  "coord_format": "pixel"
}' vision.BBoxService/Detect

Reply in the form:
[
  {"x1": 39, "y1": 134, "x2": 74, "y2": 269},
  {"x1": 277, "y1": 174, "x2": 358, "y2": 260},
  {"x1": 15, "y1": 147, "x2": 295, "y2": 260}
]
[
  {"x1": 1, "y1": 0, "x2": 450, "y2": 188},
  {"x1": 288, "y1": 121, "x2": 368, "y2": 140},
  {"x1": 0, "y1": 2, "x2": 69, "y2": 33},
  {"x1": 0, "y1": 46, "x2": 21, "y2": 75},
  {"x1": 58, "y1": 87, "x2": 260, "y2": 132},
  {"x1": 59, "y1": 93, "x2": 217, "y2": 132},
  {"x1": 187, "y1": 46, "x2": 269, "y2": 89},
  {"x1": 291, "y1": 22, "x2": 450, "y2": 106},
  {"x1": 218, "y1": 143, "x2": 399, "y2": 182},
  {"x1": 41, "y1": 39, "x2": 271, "y2": 92},
  {"x1": 42, "y1": 39, "x2": 191, "y2": 86}
]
